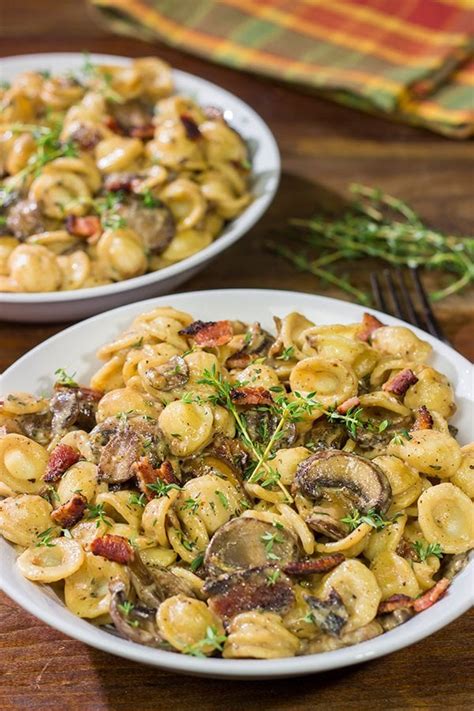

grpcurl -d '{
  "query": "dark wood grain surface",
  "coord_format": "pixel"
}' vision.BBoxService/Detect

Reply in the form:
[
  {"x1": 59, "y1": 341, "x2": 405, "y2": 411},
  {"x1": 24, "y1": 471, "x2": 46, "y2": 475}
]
[{"x1": 0, "y1": 2, "x2": 473, "y2": 709}]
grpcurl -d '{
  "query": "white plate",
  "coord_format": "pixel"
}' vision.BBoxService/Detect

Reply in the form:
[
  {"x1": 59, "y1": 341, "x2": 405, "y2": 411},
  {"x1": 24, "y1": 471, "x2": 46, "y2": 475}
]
[
  {"x1": 0, "y1": 54, "x2": 280, "y2": 323},
  {"x1": 0, "y1": 289, "x2": 472, "y2": 679}
]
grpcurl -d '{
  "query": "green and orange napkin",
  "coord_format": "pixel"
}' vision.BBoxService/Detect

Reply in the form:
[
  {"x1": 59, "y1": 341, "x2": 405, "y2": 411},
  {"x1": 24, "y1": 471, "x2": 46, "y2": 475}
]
[{"x1": 90, "y1": 0, "x2": 474, "y2": 137}]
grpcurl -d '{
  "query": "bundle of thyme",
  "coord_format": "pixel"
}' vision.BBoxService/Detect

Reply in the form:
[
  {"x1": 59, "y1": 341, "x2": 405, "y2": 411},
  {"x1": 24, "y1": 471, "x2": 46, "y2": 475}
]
[{"x1": 268, "y1": 184, "x2": 473, "y2": 304}]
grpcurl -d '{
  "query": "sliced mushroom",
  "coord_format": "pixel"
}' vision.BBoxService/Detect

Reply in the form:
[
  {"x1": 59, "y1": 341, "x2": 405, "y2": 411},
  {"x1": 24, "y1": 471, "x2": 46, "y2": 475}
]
[
  {"x1": 440, "y1": 552, "x2": 469, "y2": 581},
  {"x1": 204, "y1": 518, "x2": 298, "y2": 577},
  {"x1": 109, "y1": 580, "x2": 165, "y2": 647},
  {"x1": 108, "y1": 99, "x2": 154, "y2": 135},
  {"x1": 294, "y1": 450, "x2": 392, "y2": 514},
  {"x1": 129, "y1": 553, "x2": 194, "y2": 607},
  {"x1": 243, "y1": 409, "x2": 296, "y2": 451},
  {"x1": 378, "y1": 607, "x2": 414, "y2": 632},
  {"x1": 142, "y1": 355, "x2": 188, "y2": 392},
  {"x1": 18, "y1": 410, "x2": 53, "y2": 445},
  {"x1": 116, "y1": 196, "x2": 175, "y2": 254},
  {"x1": 305, "y1": 588, "x2": 349, "y2": 637},
  {"x1": 205, "y1": 565, "x2": 294, "y2": 622},
  {"x1": 96, "y1": 416, "x2": 168, "y2": 483},
  {"x1": 226, "y1": 322, "x2": 274, "y2": 368},
  {"x1": 50, "y1": 386, "x2": 101, "y2": 435},
  {"x1": 305, "y1": 417, "x2": 348, "y2": 451},
  {"x1": 6, "y1": 199, "x2": 45, "y2": 239}
]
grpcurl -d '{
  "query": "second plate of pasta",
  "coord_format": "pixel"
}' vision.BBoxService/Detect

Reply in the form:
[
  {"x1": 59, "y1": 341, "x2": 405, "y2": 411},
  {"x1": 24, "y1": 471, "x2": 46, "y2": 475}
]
[
  {"x1": 0, "y1": 53, "x2": 279, "y2": 322},
  {"x1": 0, "y1": 289, "x2": 472, "y2": 678}
]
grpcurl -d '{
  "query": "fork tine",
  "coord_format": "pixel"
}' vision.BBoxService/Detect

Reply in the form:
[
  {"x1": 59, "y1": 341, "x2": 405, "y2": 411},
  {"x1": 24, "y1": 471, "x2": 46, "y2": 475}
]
[
  {"x1": 409, "y1": 268, "x2": 446, "y2": 342},
  {"x1": 383, "y1": 269, "x2": 404, "y2": 319},
  {"x1": 370, "y1": 272, "x2": 386, "y2": 312},
  {"x1": 395, "y1": 268, "x2": 423, "y2": 329}
]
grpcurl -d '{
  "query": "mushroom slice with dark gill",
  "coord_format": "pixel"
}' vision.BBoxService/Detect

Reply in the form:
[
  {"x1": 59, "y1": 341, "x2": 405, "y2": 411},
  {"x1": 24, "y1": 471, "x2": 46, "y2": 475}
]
[
  {"x1": 6, "y1": 199, "x2": 44, "y2": 239},
  {"x1": 204, "y1": 566, "x2": 295, "y2": 623},
  {"x1": 294, "y1": 450, "x2": 392, "y2": 515},
  {"x1": 142, "y1": 355, "x2": 188, "y2": 392},
  {"x1": 304, "y1": 417, "x2": 348, "y2": 452},
  {"x1": 97, "y1": 417, "x2": 168, "y2": 484},
  {"x1": 116, "y1": 196, "x2": 175, "y2": 254},
  {"x1": 226, "y1": 322, "x2": 274, "y2": 369},
  {"x1": 243, "y1": 409, "x2": 297, "y2": 451},
  {"x1": 204, "y1": 518, "x2": 298, "y2": 577},
  {"x1": 305, "y1": 588, "x2": 349, "y2": 637},
  {"x1": 50, "y1": 385, "x2": 102, "y2": 434},
  {"x1": 109, "y1": 580, "x2": 165, "y2": 648},
  {"x1": 129, "y1": 552, "x2": 195, "y2": 607}
]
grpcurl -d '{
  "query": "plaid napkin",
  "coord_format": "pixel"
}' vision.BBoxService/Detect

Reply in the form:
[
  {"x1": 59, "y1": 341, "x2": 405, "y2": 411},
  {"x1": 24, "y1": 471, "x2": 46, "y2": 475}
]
[{"x1": 90, "y1": 0, "x2": 474, "y2": 138}]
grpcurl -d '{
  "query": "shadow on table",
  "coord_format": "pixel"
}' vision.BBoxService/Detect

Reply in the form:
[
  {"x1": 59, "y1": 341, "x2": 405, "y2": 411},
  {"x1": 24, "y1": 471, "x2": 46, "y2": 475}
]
[{"x1": 87, "y1": 646, "x2": 362, "y2": 711}]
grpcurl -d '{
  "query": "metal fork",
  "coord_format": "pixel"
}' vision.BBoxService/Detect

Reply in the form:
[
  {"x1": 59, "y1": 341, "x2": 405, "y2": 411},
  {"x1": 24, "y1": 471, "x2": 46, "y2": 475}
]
[{"x1": 370, "y1": 268, "x2": 448, "y2": 343}]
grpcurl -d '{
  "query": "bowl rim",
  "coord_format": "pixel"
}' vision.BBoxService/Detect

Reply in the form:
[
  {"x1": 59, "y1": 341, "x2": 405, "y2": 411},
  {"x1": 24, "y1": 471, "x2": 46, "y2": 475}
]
[
  {"x1": 0, "y1": 52, "x2": 280, "y2": 304},
  {"x1": 0, "y1": 288, "x2": 473, "y2": 679}
]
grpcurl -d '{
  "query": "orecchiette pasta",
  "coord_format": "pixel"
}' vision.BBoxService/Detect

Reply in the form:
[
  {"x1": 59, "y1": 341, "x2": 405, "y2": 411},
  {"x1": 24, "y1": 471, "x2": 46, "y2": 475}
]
[
  {"x1": 1, "y1": 56, "x2": 252, "y2": 293},
  {"x1": 0, "y1": 307, "x2": 471, "y2": 661}
]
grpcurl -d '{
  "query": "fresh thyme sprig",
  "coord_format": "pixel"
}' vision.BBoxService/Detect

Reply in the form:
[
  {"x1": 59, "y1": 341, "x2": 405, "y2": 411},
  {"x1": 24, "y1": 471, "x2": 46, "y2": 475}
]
[
  {"x1": 341, "y1": 508, "x2": 400, "y2": 532},
  {"x1": 183, "y1": 626, "x2": 227, "y2": 658},
  {"x1": 268, "y1": 184, "x2": 473, "y2": 303},
  {"x1": 413, "y1": 540, "x2": 443, "y2": 562}
]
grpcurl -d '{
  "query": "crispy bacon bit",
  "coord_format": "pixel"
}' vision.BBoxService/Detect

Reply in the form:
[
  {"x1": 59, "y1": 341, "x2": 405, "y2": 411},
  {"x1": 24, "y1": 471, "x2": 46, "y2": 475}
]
[
  {"x1": 180, "y1": 114, "x2": 201, "y2": 140},
  {"x1": 44, "y1": 444, "x2": 81, "y2": 483},
  {"x1": 337, "y1": 397, "x2": 361, "y2": 415},
  {"x1": 226, "y1": 352, "x2": 253, "y2": 369},
  {"x1": 357, "y1": 312, "x2": 385, "y2": 342},
  {"x1": 229, "y1": 386, "x2": 274, "y2": 407},
  {"x1": 413, "y1": 578, "x2": 450, "y2": 612},
  {"x1": 50, "y1": 493, "x2": 87, "y2": 528},
  {"x1": 69, "y1": 125, "x2": 102, "y2": 150},
  {"x1": 396, "y1": 538, "x2": 419, "y2": 561},
  {"x1": 179, "y1": 320, "x2": 233, "y2": 347},
  {"x1": 283, "y1": 554, "x2": 345, "y2": 576},
  {"x1": 104, "y1": 115, "x2": 124, "y2": 134},
  {"x1": 91, "y1": 534, "x2": 135, "y2": 565},
  {"x1": 378, "y1": 594, "x2": 414, "y2": 614},
  {"x1": 412, "y1": 405, "x2": 434, "y2": 431},
  {"x1": 103, "y1": 172, "x2": 138, "y2": 193},
  {"x1": 129, "y1": 125, "x2": 155, "y2": 139},
  {"x1": 132, "y1": 457, "x2": 178, "y2": 499},
  {"x1": 66, "y1": 215, "x2": 101, "y2": 238},
  {"x1": 206, "y1": 567, "x2": 294, "y2": 622},
  {"x1": 383, "y1": 368, "x2": 418, "y2": 397}
]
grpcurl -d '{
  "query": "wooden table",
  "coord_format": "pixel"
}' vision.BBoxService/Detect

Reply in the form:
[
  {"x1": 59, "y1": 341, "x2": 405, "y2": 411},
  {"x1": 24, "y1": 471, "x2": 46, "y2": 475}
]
[{"x1": 1, "y1": 2, "x2": 473, "y2": 708}]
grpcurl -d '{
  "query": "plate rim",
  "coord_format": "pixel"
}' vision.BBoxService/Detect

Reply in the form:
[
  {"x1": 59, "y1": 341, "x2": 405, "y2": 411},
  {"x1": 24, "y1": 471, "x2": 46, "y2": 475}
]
[
  {"x1": 0, "y1": 288, "x2": 473, "y2": 678},
  {"x1": 0, "y1": 52, "x2": 280, "y2": 304}
]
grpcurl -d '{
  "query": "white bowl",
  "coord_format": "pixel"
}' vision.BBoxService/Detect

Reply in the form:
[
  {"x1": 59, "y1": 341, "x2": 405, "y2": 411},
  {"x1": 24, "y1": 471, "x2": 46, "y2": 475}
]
[
  {"x1": 0, "y1": 54, "x2": 280, "y2": 323},
  {"x1": 0, "y1": 289, "x2": 472, "y2": 679}
]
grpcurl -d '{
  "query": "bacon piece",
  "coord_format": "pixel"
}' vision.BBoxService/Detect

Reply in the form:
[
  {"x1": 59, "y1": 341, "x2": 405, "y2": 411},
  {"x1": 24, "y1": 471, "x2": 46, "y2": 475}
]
[
  {"x1": 383, "y1": 368, "x2": 418, "y2": 397},
  {"x1": 69, "y1": 125, "x2": 102, "y2": 150},
  {"x1": 283, "y1": 554, "x2": 345, "y2": 576},
  {"x1": 66, "y1": 215, "x2": 101, "y2": 239},
  {"x1": 91, "y1": 534, "x2": 134, "y2": 564},
  {"x1": 357, "y1": 312, "x2": 385, "y2": 342},
  {"x1": 44, "y1": 444, "x2": 81, "y2": 483},
  {"x1": 226, "y1": 352, "x2": 253, "y2": 369},
  {"x1": 411, "y1": 405, "x2": 434, "y2": 431},
  {"x1": 132, "y1": 456, "x2": 178, "y2": 499},
  {"x1": 229, "y1": 386, "x2": 274, "y2": 407},
  {"x1": 396, "y1": 538, "x2": 419, "y2": 561},
  {"x1": 378, "y1": 594, "x2": 414, "y2": 614},
  {"x1": 180, "y1": 114, "x2": 201, "y2": 140},
  {"x1": 206, "y1": 567, "x2": 294, "y2": 622},
  {"x1": 129, "y1": 125, "x2": 155, "y2": 139},
  {"x1": 336, "y1": 397, "x2": 360, "y2": 415},
  {"x1": 103, "y1": 172, "x2": 138, "y2": 193},
  {"x1": 104, "y1": 115, "x2": 124, "y2": 134},
  {"x1": 50, "y1": 493, "x2": 87, "y2": 528},
  {"x1": 413, "y1": 578, "x2": 450, "y2": 612},
  {"x1": 179, "y1": 320, "x2": 233, "y2": 347}
]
